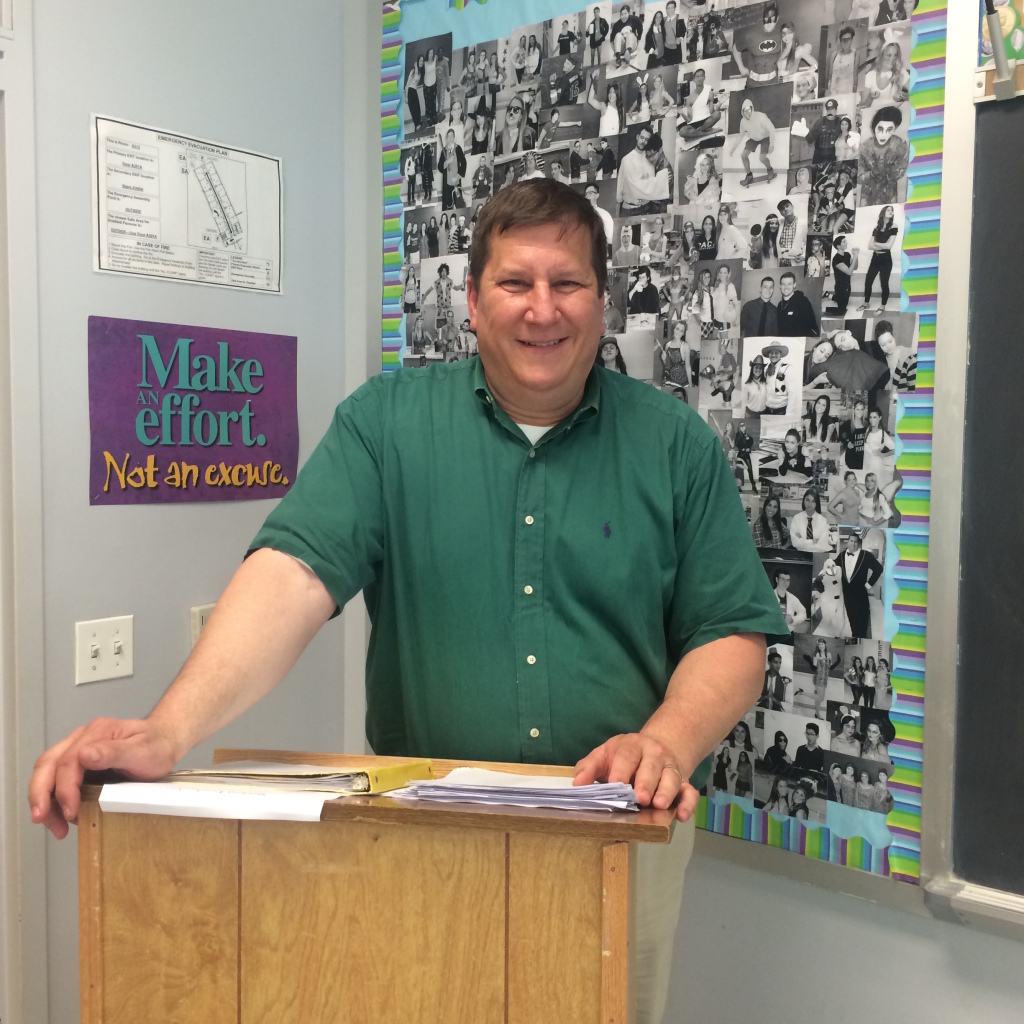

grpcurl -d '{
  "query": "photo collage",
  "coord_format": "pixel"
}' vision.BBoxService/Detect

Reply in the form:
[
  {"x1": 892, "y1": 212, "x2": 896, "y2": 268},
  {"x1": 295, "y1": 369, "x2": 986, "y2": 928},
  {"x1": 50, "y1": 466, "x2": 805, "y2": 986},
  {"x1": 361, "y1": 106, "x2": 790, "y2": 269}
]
[{"x1": 397, "y1": 0, "x2": 915, "y2": 826}]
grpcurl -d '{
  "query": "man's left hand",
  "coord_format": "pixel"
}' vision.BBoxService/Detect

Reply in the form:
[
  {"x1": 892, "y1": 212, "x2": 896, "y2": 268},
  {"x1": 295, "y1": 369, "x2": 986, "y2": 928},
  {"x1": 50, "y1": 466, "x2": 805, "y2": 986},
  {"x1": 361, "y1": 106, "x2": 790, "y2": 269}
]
[{"x1": 573, "y1": 733, "x2": 698, "y2": 822}]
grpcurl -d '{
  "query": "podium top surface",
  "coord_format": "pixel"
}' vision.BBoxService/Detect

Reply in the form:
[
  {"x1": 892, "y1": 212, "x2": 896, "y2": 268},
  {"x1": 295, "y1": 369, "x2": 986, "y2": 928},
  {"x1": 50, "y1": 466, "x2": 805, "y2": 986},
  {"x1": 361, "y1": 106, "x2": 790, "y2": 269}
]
[{"x1": 80, "y1": 747, "x2": 676, "y2": 843}]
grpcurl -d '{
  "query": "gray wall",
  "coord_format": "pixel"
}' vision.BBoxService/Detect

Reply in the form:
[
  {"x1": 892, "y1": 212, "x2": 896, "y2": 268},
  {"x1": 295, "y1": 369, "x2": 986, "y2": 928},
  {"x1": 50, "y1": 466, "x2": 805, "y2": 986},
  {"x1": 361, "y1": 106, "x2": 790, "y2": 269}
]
[
  {"x1": 29, "y1": 2, "x2": 379, "y2": 1020},
  {"x1": 22, "y1": 2, "x2": 1024, "y2": 1023}
]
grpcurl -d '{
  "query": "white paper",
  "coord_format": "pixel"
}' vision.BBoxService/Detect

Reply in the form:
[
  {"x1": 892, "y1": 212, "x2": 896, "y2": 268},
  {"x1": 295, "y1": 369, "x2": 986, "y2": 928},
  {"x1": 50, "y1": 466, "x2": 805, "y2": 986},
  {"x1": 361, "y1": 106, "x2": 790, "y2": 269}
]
[
  {"x1": 91, "y1": 115, "x2": 282, "y2": 292},
  {"x1": 99, "y1": 782, "x2": 325, "y2": 821},
  {"x1": 392, "y1": 767, "x2": 638, "y2": 812}
]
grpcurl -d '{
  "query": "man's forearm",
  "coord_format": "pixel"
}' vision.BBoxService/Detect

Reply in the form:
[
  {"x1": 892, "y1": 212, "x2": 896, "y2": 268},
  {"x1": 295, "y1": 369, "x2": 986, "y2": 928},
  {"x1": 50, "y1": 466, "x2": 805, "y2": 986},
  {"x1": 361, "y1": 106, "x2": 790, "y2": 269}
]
[
  {"x1": 640, "y1": 632, "x2": 766, "y2": 778},
  {"x1": 147, "y1": 548, "x2": 338, "y2": 761}
]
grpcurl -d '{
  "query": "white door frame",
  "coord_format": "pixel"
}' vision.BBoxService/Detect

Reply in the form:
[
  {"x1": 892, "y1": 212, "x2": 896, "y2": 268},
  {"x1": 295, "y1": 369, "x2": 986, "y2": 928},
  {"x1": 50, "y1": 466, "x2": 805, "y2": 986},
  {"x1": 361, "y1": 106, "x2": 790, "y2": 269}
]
[{"x1": 1, "y1": 1, "x2": 50, "y2": 1022}]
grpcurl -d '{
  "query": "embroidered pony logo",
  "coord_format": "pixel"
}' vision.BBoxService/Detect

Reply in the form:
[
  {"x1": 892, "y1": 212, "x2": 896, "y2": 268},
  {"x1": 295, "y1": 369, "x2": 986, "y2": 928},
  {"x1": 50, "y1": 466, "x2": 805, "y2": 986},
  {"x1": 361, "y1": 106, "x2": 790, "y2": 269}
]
[{"x1": 604, "y1": 521, "x2": 611, "y2": 538}]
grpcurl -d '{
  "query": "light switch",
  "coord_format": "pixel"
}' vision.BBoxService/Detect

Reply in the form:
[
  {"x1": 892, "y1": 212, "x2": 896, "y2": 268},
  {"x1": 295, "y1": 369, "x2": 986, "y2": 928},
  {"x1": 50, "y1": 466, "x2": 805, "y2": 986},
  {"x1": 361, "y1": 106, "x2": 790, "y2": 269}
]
[{"x1": 75, "y1": 615, "x2": 134, "y2": 684}]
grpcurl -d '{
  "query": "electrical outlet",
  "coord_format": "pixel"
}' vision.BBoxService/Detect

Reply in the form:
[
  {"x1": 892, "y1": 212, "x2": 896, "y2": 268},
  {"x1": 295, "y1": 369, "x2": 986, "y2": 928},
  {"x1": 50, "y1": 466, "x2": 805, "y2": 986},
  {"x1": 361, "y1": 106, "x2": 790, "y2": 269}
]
[
  {"x1": 75, "y1": 615, "x2": 134, "y2": 685},
  {"x1": 190, "y1": 603, "x2": 216, "y2": 648}
]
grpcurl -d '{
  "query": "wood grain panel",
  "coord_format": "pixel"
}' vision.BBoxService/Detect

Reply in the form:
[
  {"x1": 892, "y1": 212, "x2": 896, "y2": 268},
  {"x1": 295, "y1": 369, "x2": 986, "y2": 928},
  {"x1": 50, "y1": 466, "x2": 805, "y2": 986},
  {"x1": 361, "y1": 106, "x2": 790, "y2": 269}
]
[
  {"x1": 601, "y1": 842, "x2": 636, "y2": 1024},
  {"x1": 507, "y1": 833, "x2": 604, "y2": 1024},
  {"x1": 240, "y1": 818, "x2": 505, "y2": 1024},
  {"x1": 99, "y1": 813, "x2": 238, "y2": 1024},
  {"x1": 78, "y1": 800, "x2": 104, "y2": 1024}
]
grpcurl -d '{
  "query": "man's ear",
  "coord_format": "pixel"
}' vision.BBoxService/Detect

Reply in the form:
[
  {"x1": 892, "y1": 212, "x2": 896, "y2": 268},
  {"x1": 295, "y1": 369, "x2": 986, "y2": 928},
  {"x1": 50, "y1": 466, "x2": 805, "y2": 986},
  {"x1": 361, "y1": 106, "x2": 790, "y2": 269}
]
[{"x1": 466, "y1": 275, "x2": 478, "y2": 329}]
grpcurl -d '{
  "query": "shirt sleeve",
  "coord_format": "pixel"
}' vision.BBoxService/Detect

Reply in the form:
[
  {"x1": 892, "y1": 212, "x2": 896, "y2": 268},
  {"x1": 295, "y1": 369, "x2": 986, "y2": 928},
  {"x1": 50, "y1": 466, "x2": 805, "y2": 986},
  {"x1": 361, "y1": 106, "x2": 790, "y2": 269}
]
[
  {"x1": 248, "y1": 380, "x2": 386, "y2": 610},
  {"x1": 668, "y1": 431, "x2": 790, "y2": 659}
]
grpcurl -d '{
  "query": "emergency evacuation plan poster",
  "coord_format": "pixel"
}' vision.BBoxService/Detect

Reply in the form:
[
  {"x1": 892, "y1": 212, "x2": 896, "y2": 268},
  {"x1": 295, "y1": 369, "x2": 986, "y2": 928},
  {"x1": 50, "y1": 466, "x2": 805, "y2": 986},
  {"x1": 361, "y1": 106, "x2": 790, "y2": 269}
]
[{"x1": 91, "y1": 115, "x2": 283, "y2": 293}]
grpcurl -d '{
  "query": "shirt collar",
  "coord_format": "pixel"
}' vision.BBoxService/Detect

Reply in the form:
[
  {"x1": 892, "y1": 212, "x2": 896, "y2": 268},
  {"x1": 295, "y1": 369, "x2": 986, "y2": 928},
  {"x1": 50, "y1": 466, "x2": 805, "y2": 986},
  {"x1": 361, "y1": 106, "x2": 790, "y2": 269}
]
[{"x1": 472, "y1": 357, "x2": 601, "y2": 443}]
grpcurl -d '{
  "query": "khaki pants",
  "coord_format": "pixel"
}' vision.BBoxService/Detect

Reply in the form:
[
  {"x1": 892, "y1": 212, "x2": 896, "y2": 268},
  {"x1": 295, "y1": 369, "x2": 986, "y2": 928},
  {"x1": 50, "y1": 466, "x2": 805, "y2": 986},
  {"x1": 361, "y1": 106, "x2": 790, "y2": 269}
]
[{"x1": 633, "y1": 816, "x2": 696, "y2": 1024}]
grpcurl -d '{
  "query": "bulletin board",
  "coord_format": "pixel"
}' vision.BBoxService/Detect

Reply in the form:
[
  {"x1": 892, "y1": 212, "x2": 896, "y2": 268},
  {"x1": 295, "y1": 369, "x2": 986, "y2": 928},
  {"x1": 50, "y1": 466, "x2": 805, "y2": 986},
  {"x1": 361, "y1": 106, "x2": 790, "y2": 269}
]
[{"x1": 380, "y1": 0, "x2": 945, "y2": 884}]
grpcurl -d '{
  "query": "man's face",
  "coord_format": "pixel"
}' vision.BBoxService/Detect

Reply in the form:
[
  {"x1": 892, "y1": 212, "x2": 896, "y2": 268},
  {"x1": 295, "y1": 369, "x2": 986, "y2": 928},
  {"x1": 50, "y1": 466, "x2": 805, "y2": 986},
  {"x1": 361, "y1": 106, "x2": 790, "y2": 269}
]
[
  {"x1": 776, "y1": 573, "x2": 790, "y2": 594},
  {"x1": 447, "y1": 309, "x2": 455, "y2": 324},
  {"x1": 585, "y1": 186, "x2": 600, "y2": 207},
  {"x1": 874, "y1": 119, "x2": 896, "y2": 145},
  {"x1": 779, "y1": 275, "x2": 795, "y2": 298},
  {"x1": 694, "y1": 69, "x2": 706, "y2": 88},
  {"x1": 600, "y1": 138, "x2": 608, "y2": 149},
  {"x1": 848, "y1": 533, "x2": 862, "y2": 552},
  {"x1": 741, "y1": 101, "x2": 753, "y2": 119},
  {"x1": 804, "y1": 728, "x2": 818, "y2": 748},
  {"x1": 467, "y1": 223, "x2": 603, "y2": 417},
  {"x1": 446, "y1": 130, "x2": 455, "y2": 148},
  {"x1": 636, "y1": 128, "x2": 651, "y2": 151},
  {"x1": 825, "y1": 104, "x2": 837, "y2": 120},
  {"x1": 620, "y1": 226, "x2": 632, "y2": 247},
  {"x1": 840, "y1": 32, "x2": 853, "y2": 53},
  {"x1": 667, "y1": 1, "x2": 676, "y2": 13},
  {"x1": 769, "y1": 656, "x2": 781, "y2": 673},
  {"x1": 760, "y1": 279, "x2": 774, "y2": 302},
  {"x1": 781, "y1": 203, "x2": 795, "y2": 223}
]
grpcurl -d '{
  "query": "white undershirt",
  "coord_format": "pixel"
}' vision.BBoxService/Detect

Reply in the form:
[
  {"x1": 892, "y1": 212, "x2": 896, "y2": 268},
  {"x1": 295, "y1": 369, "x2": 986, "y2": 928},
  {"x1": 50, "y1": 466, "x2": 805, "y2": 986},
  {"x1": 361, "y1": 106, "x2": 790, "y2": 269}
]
[{"x1": 516, "y1": 422, "x2": 554, "y2": 445}]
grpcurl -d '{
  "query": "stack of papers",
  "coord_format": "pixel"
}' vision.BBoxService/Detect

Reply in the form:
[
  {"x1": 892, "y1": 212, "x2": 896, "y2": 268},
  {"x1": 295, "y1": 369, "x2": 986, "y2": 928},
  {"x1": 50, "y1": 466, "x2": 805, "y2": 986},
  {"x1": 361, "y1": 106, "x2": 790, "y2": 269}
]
[
  {"x1": 98, "y1": 758, "x2": 435, "y2": 822},
  {"x1": 390, "y1": 767, "x2": 638, "y2": 812}
]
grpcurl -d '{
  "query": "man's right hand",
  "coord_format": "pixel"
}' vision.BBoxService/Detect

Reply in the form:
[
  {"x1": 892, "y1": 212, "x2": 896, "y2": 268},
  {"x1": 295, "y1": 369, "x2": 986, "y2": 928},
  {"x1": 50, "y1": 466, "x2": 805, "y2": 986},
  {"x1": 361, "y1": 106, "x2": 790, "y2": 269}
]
[{"x1": 29, "y1": 717, "x2": 181, "y2": 839}]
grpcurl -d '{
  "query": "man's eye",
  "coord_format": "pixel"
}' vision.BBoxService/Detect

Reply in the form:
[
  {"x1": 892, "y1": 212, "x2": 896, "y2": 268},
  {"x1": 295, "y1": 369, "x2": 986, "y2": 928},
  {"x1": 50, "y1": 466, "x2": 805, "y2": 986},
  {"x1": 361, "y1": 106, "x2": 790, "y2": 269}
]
[
  {"x1": 554, "y1": 280, "x2": 583, "y2": 291},
  {"x1": 501, "y1": 279, "x2": 530, "y2": 289}
]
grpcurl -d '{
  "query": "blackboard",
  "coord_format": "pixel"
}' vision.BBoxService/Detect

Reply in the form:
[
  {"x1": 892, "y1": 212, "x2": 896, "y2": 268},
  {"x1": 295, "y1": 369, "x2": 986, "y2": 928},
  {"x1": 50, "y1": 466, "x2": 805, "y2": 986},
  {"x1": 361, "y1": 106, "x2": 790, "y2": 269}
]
[{"x1": 954, "y1": 95, "x2": 1024, "y2": 896}]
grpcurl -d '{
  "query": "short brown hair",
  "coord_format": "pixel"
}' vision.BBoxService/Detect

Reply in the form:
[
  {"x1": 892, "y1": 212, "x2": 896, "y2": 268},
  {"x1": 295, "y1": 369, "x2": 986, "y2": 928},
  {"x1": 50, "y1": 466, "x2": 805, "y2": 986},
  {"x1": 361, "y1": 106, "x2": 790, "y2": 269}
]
[{"x1": 468, "y1": 179, "x2": 608, "y2": 295}]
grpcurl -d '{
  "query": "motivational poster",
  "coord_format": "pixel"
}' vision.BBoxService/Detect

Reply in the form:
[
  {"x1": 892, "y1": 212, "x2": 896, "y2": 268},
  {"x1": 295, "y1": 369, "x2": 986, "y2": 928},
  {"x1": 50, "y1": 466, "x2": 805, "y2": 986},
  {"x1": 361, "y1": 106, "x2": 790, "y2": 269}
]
[{"x1": 88, "y1": 316, "x2": 298, "y2": 504}]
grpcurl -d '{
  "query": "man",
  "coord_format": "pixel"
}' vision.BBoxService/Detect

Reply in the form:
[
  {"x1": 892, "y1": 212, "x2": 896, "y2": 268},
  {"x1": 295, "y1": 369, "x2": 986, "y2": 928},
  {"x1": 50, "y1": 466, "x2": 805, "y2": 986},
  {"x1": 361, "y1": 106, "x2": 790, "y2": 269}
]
[
  {"x1": 603, "y1": 288, "x2": 625, "y2": 334},
  {"x1": 858, "y1": 105, "x2": 909, "y2": 206},
  {"x1": 805, "y1": 98, "x2": 843, "y2": 176},
  {"x1": 569, "y1": 139, "x2": 585, "y2": 181},
  {"x1": 586, "y1": 6, "x2": 609, "y2": 66},
  {"x1": 472, "y1": 153, "x2": 493, "y2": 201},
  {"x1": 557, "y1": 18, "x2": 578, "y2": 56},
  {"x1": 757, "y1": 647, "x2": 790, "y2": 710},
  {"x1": 773, "y1": 569, "x2": 807, "y2": 631},
  {"x1": 776, "y1": 199, "x2": 807, "y2": 267},
  {"x1": 31, "y1": 181, "x2": 785, "y2": 1024},
  {"x1": 558, "y1": 56, "x2": 585, "y2": 105},
  {"x1": 584, "y1": 182, "x2": 614, "y2": 248},
  {"x1": 776, "y1": 271, "x2": 819, "y2": 337},
  {"x1": 762, "y1": 342, "x2": 790, "y2": 415},
  {"x1": 729, "y1": 98, "x2": 775, "y2": 187},
  {"x1": 677, "y1": 67, "x2": 723, "y2": 146},
  {"x1": 841, "y1": 530, "x2": 882, "y2": 638},
  {"x1": 730, "y1": 2, "x2": 782, "y2": 86},
  {"x1": 597, "y1": 137, "x2": 618, "y2": 178},
  {"x1": 793, "y1": 723, "x2": 825, "y2": 771},
  {"x1": 827, "y1": 234, "x2": 855, "y2": 315},
  {"x1": 740, "y1": 277, "x2": 779, "y2": 337},
  {"x1": 586, "y1": 141, "x2": 603, "y2": 182},
  {"x1": 827, "y1": 26, "x2": 858, "y2": 96},
  {"x1": 617, "y1": 126, "x2": 670, "y2": 215},
  {"x1": 613, "y1": 223, "x2": 641, "y2": 266},
  {"x1": 662, "y1": 0, "x2": 685, "y2": 64},
  {"x1": 537, "y1": 109, "x2": 561, "y2": 150},
  {"x1": 438, "y1": 308, "x2": 461, "y2": 359},
  {"x1": 610, "y1": 3, "x2": 643, "y2": 65}
]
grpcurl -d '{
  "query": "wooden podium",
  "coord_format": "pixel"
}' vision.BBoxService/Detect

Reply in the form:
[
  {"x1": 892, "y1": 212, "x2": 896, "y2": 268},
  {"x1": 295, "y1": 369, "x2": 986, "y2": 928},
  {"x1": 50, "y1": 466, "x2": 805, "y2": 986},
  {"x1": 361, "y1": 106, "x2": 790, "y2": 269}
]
[{"x1": 78, "y1": 749, "x2": 675, "y2": 1024}]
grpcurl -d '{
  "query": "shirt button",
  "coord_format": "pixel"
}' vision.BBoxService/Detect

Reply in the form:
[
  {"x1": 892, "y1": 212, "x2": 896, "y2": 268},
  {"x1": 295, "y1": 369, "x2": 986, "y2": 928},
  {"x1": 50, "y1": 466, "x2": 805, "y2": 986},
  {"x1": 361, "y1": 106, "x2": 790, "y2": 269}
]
[
  {"x1": 529, "y1": 728, "x2": 540, "y2": 738},
  {"x1": 524, "y1": 585, "x2": 533, "y2": 595},
  {"x1": 525, "y1": 515, "x2": 534, "y2": 525},
  {"x1": 526, "y1": 654, "x2": 537, "y2": 665},
  {"x1": 529, "y1": 449, "x2": 536, "y2": 458}
]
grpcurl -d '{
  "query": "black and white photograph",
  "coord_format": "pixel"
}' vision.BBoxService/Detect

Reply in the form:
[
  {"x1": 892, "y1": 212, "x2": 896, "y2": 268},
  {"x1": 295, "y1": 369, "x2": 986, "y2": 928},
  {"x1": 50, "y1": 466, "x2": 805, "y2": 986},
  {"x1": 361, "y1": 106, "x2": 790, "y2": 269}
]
[
  {"x1": 790, "y1": 633, "x2": 844, "y2": 719},
  {"x1": 823, "y1": 754, "x2": 895, "y2": 813},
  {"x1": 753, "y1": 762, "x2": 829, "y2": 822},
  {"x1": 818, "y1": 19, "x2": 869, "y2": 100},
  {"x1": 721, "y1": 82, "x2": 794, "y2": 198},
  {"x1": 832, "y1": 526, "x2": 886, "y2": 639},
  {"x1": 827, "y1": 701, "x2": 894, "y2": 764},
  {"x1": 698, "y1": 334, "x2": 739, "y2": 411},
  {"x1": 836, "y1": 638, "x2": 893, "y2": 708},
  {"x1": 756, "y1": 641, "x2": 794, "y2": 711},
  {"x1": 403, "y1": 33, "x2": 455, "y2": 138},
  {"x1": 761, "y1": 553, "x2": 813, "y2": 627}
]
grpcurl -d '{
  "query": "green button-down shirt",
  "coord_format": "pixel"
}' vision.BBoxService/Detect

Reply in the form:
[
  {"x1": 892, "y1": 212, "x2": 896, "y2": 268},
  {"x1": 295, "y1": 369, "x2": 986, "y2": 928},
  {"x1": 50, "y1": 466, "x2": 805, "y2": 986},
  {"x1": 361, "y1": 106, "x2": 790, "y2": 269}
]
[{"x1": 250, "y1": 359, "x2": 787, "y2": 785}]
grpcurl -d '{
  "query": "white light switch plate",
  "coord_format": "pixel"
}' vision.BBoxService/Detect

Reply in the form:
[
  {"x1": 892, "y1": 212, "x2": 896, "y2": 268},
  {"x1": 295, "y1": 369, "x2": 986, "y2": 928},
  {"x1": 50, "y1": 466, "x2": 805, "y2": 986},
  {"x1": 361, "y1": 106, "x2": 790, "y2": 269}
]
[
  {"x1": 190, "y1": 603, "x2": 215, "y2": 649},
  {"x1": 75, "y1": 615, "x2": 134, "y2": 685}
]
